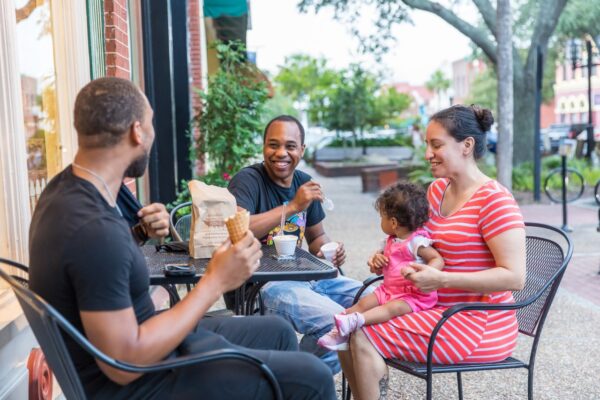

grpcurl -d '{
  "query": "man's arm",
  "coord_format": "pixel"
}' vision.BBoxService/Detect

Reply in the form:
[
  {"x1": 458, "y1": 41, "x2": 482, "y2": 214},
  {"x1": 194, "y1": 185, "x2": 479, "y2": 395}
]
[
  {"x1": 305, "y1": 222, "x2": 346, "y2": 268},
  {"x1": 79, "y1": 233, "x2": 262, "y2": 385},
  {"x1": 244, "y1": 181, "x2": 324, "y2": 239}
]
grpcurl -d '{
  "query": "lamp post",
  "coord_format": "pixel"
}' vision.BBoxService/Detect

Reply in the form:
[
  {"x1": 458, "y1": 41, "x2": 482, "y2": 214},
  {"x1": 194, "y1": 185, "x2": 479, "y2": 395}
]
[
  {"x1": 566, "y1": 38, "x2": 600, "y2": 160},
  {"x1": 559, "y1": 138, "x2": 576, "y2": 232}
]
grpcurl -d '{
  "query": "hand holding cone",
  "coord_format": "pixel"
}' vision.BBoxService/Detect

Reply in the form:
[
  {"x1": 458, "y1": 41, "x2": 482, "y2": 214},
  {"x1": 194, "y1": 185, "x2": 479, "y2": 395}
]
[{"x1": 224, "y1": 210, "x2": 250, "y2": 244}]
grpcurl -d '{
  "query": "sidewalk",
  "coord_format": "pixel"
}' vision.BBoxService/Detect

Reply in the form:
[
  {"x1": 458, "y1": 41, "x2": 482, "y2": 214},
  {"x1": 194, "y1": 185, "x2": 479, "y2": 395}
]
[{"x1": 308, "y1": 163, "x2": 600, "y2": 400}]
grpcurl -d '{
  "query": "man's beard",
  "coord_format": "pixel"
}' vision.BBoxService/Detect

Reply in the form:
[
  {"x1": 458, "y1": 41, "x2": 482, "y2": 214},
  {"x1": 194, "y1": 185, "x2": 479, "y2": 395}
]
[{"x1": 124, "y1": 151, "x2": 149, "y2": 178}]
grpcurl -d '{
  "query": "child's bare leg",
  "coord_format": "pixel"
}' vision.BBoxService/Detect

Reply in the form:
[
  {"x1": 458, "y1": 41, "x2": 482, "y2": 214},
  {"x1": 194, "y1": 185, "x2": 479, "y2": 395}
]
[
  {"x1": 344, "y1": 293, "x2": 379, "y2": 315},
  {"x1": 362, "y1": 300, "x2": 412, "y2": 325}
]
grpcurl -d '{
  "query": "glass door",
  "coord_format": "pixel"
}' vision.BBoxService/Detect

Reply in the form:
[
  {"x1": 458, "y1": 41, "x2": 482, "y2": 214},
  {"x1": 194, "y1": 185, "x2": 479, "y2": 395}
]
[{"x1": 15, "y1": 0, "x2": 62, "y2": 211}]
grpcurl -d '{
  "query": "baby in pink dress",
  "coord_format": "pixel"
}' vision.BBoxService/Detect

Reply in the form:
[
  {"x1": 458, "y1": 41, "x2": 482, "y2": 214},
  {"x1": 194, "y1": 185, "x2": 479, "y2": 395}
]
[{"x1": 318, "y1": 182, "x2": 445, "y2": 350}]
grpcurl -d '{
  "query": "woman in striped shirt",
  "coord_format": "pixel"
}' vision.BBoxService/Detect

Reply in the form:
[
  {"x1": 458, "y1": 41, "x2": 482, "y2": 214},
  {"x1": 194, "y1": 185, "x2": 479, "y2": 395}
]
[{"x1": 340, "y1": 105, "x2": 526, "y2": 400}]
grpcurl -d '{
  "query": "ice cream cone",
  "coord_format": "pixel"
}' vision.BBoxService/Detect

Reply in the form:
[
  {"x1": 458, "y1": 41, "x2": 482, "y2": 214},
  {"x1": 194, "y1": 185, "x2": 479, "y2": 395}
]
[{"x1": 225, "y1": 210, "x2": 250, "y2": 244}]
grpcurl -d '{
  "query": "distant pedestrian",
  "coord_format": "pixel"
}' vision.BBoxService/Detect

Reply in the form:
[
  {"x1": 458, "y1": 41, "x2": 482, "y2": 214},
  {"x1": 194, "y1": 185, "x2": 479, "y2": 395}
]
[{"x1": 410, "y1": 123, "x2": 424, "y2": 148}]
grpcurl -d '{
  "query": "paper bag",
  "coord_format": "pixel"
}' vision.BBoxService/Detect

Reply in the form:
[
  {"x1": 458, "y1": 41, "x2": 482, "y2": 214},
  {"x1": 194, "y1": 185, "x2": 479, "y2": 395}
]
[{"x1": 188, "y1": 180, "x2": 237, "y2": 258}]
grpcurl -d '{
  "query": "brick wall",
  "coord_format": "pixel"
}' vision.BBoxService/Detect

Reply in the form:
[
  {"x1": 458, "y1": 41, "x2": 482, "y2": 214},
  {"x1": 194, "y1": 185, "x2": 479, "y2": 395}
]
[
  {"x1": 104, "y1": 0, "x2": 135, "y2": 193},
  {"x1": 104, "y1": 0, "x2": 131, "y2": 79},
  {"x1": 188, "y1": 0, "x2": 205, "y2": 176}
]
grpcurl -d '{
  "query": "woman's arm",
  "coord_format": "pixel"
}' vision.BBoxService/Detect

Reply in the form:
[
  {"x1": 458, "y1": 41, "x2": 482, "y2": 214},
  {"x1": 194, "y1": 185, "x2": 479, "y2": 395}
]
[{"x1": 407, "y1": 228, "x2": 526, "y2": 293}]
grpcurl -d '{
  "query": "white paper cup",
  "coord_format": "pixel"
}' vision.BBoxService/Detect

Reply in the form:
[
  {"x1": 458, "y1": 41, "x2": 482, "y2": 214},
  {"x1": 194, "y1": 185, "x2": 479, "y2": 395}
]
[
  {"x1": 320, "y1": 242, "x2": 339, "y2": 262},
  {"x1": 273, "y1": 235, "x2": 297, "y2": 256}
]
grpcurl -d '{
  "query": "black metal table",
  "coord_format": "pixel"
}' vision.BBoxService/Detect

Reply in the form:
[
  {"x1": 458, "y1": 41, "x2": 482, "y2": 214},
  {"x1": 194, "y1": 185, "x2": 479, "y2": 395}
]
[{"x1": 143, "y1": 245, "x2": 338, "y2": 314}]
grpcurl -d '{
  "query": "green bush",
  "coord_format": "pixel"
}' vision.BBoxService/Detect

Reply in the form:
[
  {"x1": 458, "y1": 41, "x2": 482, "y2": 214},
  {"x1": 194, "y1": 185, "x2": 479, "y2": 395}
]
[
  {"x1": 194, "y1": 41, "x2": 268, "y2": 183},
  {"x1": 169, "y1": 42, "x2": 268, "y2": 212}
]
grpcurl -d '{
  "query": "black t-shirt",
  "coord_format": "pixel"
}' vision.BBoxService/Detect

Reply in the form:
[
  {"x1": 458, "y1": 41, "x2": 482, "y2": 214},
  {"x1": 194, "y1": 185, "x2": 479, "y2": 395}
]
[
  {"x1": 29, "y1": 167, "x2": 166, "y2": 399},
  {"x1": 227, "y1": 163, "x2": 325, "y2": 246}
]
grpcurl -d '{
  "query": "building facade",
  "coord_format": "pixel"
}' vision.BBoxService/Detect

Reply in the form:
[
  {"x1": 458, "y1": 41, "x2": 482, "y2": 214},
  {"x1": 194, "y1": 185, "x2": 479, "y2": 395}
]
[
  {"x1": 0, "y1": 1, "x2": 208, "y2": 397},
  {"x1": 554, "y1": 60, "x2": 600, "y2": 127}
]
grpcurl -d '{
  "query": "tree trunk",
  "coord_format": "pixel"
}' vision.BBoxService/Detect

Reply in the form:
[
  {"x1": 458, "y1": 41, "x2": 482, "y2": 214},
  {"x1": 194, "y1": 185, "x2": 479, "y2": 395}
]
[
  {"x1": 496, "y1": 0, "x2": 513, "y2": 189},
  {"x1": 512, "y1": 63, "x2": 537, "y2": 165}
]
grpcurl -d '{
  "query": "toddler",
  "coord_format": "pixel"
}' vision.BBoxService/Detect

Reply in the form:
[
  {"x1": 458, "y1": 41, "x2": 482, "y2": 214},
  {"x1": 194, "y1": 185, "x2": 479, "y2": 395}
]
[{"x1": 318, "y1": 182, "x2": 444, "y2": 350}]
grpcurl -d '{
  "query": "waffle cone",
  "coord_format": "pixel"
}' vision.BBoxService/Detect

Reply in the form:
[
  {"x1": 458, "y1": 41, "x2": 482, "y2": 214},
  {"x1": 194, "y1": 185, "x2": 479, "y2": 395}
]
[{"x1": 225, "y1": 210, "x2": 250, "y2": 244}]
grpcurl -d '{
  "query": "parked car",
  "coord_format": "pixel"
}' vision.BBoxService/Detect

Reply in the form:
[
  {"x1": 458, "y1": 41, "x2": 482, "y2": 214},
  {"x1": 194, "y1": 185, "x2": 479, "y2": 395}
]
[{"x1": 543, "y1": 123, "x2": 588, "y2": 154}]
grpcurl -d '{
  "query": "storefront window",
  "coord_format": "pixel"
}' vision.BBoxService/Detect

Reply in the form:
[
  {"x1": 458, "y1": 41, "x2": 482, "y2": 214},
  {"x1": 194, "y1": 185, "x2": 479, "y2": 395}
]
[{"x1": 15, "y1": 0, "x2": 61, "y2": 211}]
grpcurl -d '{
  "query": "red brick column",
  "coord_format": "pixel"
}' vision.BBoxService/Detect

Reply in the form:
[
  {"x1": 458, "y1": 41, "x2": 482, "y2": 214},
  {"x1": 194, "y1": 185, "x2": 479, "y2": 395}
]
[
  {"x1": 104, "y1": 0, "x2": 135, "y2": 193},
  {"x1": 104, "y1": 0, "x2": 131, "y2": 79},
  {"x1": 188, "y1": 0, "x2": 206, "y2": 176}
]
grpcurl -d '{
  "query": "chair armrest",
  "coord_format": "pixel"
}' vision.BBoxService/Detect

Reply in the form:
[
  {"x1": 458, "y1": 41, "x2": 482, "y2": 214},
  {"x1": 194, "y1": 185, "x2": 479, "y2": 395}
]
[
  {"x1": 426, "y1": 299, "x2": 533, "y2": 371},
  {"x1": 111, "y1": 348, "x2": 267, "y2": 374},
  {"x1": 52, "y1": 309, "x2": 282, "y2": 400},
  {"x1": 352, "y1": 275, "x2": 384, "y2": 305},
  {"x1": 441, "y1": 301, "x2": 524, "y2": 318},
  {"x1": 113, "y1": 349, "x2": 282, "y2": 400}
]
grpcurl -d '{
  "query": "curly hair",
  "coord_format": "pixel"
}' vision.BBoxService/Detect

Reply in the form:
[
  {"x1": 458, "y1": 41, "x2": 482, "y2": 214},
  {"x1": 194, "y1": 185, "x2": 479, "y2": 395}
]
[{"x1": 375, "y1": 181, "x2": 429, "y2": 232}]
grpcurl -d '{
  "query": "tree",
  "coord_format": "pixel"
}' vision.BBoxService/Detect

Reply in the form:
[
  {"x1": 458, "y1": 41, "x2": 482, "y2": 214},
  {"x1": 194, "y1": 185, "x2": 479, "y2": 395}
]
[
  {"x1": 496, "y1": 0, "x2": 513, "y2": 188},
  {"x1": 425, "y1": 69, "x2": 450, "y2": 110},
  {"x1": 299, "y1": 0, "x2": 568, "y2": 165},
  {"x1": 554, "y1": 0, "x2": 600, "y2": 50},
  {"x1": 274, "y1": 54, "x2": 339, "y2": 126},
  {"x1": 325, "y1": 64, "x2": 379, "y2": 138},
  {"x1": 372, "y1": 87, "x2": 412, "y2": 126}
]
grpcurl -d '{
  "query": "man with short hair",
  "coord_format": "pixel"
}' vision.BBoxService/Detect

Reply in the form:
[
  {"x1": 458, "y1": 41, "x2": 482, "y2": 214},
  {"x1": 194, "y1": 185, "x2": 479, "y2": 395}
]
[
  {"x1": 29, "y1": 78, "x2": 335, "y2": 399},
  {"x1": 228, "y1": 115, "x2": 368, "y2": 374}
]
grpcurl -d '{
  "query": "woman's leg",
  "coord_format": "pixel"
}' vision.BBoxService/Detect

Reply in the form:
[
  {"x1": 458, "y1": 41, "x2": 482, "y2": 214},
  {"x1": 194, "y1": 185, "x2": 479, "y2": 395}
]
[
  {"x1": 350, "y1": 329, "x2": 388, "y2": 400},
  {"x1": 338, "y1": 349, "x2": 359, "y2": 396}
]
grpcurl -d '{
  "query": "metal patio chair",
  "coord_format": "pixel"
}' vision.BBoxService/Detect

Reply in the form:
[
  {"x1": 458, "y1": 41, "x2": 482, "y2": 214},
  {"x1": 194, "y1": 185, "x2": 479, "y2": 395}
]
[
  {"x1": 170, "y1": 201, "x2": 192, "y2": 242},
  {"x1": 342, "y1": 222, "x2": 573, "y2": 400},
  {"x1": 0, "y1": 258, "x2": 282, "y2": 400}
]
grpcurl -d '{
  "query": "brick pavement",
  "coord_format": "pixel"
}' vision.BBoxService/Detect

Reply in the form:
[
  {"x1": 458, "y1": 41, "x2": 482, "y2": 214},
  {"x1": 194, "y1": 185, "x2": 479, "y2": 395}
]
[{"x1": 520, "y1": 202, "x2": 600, "y2": 306}]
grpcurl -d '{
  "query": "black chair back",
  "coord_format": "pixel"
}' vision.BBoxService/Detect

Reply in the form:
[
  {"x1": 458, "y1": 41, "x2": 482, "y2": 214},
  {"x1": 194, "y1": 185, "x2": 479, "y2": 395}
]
[
  {"x1": 170, "y1": 201, "x2": 192, "y2": 241},
  {"x1": 0, "y1": 259, "x2": 87, "y2": 399},
  {"x1": 516, "y1": 223, "x2": 572, "y2": 337}
]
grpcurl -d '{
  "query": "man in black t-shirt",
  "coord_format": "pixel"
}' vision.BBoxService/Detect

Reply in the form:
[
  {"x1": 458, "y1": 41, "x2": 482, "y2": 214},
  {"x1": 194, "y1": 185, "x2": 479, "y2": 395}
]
[
  {"x1": 29, "y1": 78, "x2": 335, "y2": 400},
  {"x1": 228, "y1": 115, "x2": 367, "y2": 374}
]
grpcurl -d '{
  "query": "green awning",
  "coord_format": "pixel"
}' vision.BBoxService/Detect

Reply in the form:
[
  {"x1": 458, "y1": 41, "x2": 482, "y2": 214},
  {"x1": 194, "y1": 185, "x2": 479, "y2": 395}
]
[{"x1": 204, "y1": 0, "x2": 248, "y2": 18}]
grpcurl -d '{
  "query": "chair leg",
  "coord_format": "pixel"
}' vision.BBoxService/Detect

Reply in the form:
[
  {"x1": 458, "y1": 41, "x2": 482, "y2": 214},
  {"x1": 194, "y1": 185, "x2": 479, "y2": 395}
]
[
  {"x1": 426, "y1": 376, "x2": 433, "y2": 400},
  {"x1": 456, "y1": 372, "x2": 464, "y2": 400},
  {"x1": 528, "y1": 367, "x2": 534, "y2": 400}
]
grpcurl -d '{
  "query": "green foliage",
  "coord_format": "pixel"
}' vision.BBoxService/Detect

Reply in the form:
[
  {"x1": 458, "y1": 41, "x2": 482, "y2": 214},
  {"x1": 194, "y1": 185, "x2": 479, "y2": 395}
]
[
  {"x1": 274, "y1": 54, "x2": 339, "y2": 126},
  {"x1": 555, "y1": 0, "x2": 600, "y2": 49},
  {"x1": 406, "y1": 146, "x2": 435, "y2": 187},
  {"x1": 194, "y1": 41, "x2": 268, "y2": 183},
  {"x1": 425, "y1": 69, "x2": 450, "y2": 94},
  {"x1": 372, "y1": 87, "x2": 412, "y2": 126},
  {"x1": 324, "y1": 64, "x2": 379, "y2": 136},
  {"x1": 465, "y1": 67, "x2": 498, "y2": 114},
  {"x1": 506, "y1": 156, "x2": 600, "y2": 192}
]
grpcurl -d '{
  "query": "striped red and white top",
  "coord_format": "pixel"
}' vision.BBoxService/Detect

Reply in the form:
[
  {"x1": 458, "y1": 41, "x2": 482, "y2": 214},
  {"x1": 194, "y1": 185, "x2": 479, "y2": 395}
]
[{"x1": 363, "y1": 178, "x2": 525, "y2": 364}]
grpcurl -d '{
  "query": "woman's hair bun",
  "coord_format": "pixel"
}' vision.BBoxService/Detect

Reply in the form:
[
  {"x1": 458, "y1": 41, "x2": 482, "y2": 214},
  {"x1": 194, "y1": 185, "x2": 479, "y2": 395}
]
[{"x1": 470, "y1": 104, "x2": 494, "y2": 132}]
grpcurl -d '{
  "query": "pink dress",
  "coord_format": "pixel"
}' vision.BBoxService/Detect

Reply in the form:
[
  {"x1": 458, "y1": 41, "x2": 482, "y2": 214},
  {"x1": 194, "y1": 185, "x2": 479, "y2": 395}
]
[{"x1": 373, "y1": 229, "x2": 438, "y2": 312}]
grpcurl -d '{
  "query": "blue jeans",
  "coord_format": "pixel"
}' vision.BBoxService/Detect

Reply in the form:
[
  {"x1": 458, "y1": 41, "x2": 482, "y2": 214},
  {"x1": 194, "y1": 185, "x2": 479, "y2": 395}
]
[{"x1": 261, "y1": 276, "x2": 370, "y2": 374}]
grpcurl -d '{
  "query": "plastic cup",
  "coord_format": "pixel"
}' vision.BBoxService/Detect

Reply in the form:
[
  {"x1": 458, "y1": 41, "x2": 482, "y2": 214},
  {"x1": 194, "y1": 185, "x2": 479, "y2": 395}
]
[
  {"x1": 273, "y1": 235, "x2": 297, "y2": 257},
  {"x1": 320, "y1": 242, "x2": 339, "y2": 262}
]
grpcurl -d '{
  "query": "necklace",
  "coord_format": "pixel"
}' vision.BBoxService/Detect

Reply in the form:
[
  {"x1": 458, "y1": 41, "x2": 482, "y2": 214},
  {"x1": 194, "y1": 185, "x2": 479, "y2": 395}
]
[{"x1": 72, "y1": 162, "x2": 123, "y2": 216}]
